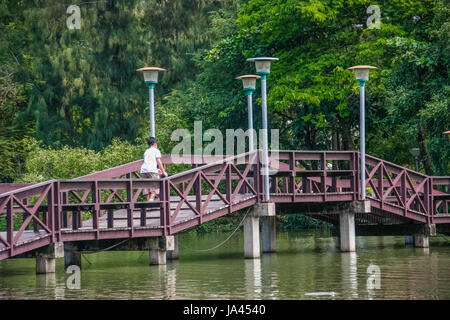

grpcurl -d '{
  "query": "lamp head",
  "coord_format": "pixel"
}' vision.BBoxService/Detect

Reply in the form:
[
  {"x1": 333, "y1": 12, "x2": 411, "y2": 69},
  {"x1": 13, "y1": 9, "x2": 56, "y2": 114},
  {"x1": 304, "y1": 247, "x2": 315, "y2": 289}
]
[
  {"x1": 348, "y1": 65, "x2": 377, "y2": 82},
  {"x1": 136, "y1": 67, "x2": 166, "y2": 84},
  {"x1": 247, "y1": 57, "x2": 279, "y2": 75},
  {"x1": 409, "y1": 148, "x2": 420, "y2": 158},
  {"x1": 236, "y1": 75, "x2": 261, "y2": 92}
]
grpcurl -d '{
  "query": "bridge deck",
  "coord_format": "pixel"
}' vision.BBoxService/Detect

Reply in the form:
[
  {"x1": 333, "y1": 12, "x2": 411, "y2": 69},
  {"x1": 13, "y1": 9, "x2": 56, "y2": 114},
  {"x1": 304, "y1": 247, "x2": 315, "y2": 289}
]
[{"x1": 0, "y1": 194, "x2": 255, "y2": 253}]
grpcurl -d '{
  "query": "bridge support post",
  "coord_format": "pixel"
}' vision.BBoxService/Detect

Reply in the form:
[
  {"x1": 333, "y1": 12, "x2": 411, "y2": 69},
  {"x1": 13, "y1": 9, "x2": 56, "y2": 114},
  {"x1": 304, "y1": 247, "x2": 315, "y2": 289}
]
[
  {"x1": 64, "y1": 242, "x2": 82, "y2": 270},
  {"x1": 245, "y1": 203, "x2": 275, "y2": 258},
  {"x1": 413, "y1": 224, "x2": 435, "y2": 248},
  {"x1": 413, "y1": 234, "x2": 429, "y2": 248},
  {"x1": 244, "y1": 215, "x2": 260, "y2": 259},
  {"x1": 339, "y1": 201, "x2": 370, "y2": 252},
  {"x1": 167, "y1": 235, "x2": 179, "y2": 260},
  {"x1": 149, "y1": 236, "x2": 174, "y2": 265},
  {"x1": 261, "y1": 216, "x2": 276, "y2": 253},
  {"x1": 339, "y1": 211, "x2": 355, "y2": 252},
  {"x1": 36, "y1": 242, "x2": 64, "y2": 274}
]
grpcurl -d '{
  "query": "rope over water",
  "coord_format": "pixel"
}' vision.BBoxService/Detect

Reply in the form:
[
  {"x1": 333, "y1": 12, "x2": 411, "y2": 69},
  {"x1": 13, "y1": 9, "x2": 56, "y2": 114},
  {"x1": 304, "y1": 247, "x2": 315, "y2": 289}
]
[{"x1": 183, "y1": 208, "x2": 251, "y2": 252}]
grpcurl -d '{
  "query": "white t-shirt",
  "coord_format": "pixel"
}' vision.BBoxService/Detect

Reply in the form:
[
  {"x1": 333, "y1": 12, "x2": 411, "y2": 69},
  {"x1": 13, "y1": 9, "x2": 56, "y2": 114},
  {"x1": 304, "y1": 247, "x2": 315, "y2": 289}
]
[{"x1": 140, "y1": 147, "x2": 162, "y2": 173}]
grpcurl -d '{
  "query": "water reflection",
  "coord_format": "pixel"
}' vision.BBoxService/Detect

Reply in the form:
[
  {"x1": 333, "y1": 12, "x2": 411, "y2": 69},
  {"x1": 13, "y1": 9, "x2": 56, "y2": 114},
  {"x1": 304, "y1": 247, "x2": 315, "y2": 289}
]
[
  {"x1": 35, "y1": 273, "x2": 66, "y2": 300},
  {"x1": 341, "y1": 252, "x2": 358, "y2": 299},
  {"x1": 244, "y1": 259, "x2": 262, "y2": 299},
  {"x1": 165, "y1": 265, "x2": 177, "y2": 300},
  {"x1": 261, "y1": 254, "x2": 279, "y2": 300},
  {"x1": 1, "y1": 231, "x2": 450, "y2": 300}
]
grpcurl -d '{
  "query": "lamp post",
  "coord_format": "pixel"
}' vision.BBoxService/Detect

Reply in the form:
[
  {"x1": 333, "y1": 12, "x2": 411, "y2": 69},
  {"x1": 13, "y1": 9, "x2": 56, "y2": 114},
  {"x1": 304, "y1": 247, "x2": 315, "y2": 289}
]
[
  {"x1": 137, "y1": 67, "x2": 166, "y2": 137},
  {"x1": 236, "y1": 75, "x2": 261, "y2": 152},
  {"x1": 348, "y1": 65, "x2": 377, "y2": 200},
  {"x1": 247, "y1": 57, "x2": 279, "y2": 202},
  {"x1": 410, "y1": 148, "x2": 420, "y2": 172}
]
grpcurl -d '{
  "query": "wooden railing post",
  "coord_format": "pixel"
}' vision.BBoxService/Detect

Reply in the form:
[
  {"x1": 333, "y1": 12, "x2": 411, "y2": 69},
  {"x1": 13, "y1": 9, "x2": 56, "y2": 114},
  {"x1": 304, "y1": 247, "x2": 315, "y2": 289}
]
[
  {"x1": 160, "y1": 180, "x2": 168, "y2": 235},
  {"x1": 321, "y1": 152, "x2": 327, "y2": 201},
  {"x1": 290, "y1": 152, "x2": 295, "y2": 200},
  {"x1": 195, "y1": 172, "x2": 202, "y2": 218},
  {"x1": 7, "y1": 196, "x2": 13, "y2": 254},
  {"x1": 126, "y1": 179, "x2": 134, "y2": 237},
  {"x1": 226, "y1": 164, "x2": 232, "y2": 207},
  {"x1": 107, "y1": 209, "x2": 114, "y2": 228},
  {"x1": 48, "y1": 182, "x2": 55, "y2": 242},
  {"x1": 425, "y1": 177, "x2": 430, "y2": 223},
  {"x1": 92, "y1": 181, "x2": 99, "y2": 239},
  {"x1": 401, "y1": 170, "x2": 407, "y2": 216},
  {"x1": 72, "y1": 211, "x2": 80, "y2": 230},
  {"x1": 377, "y1": 164, "x2": 383, "y2": 204}
]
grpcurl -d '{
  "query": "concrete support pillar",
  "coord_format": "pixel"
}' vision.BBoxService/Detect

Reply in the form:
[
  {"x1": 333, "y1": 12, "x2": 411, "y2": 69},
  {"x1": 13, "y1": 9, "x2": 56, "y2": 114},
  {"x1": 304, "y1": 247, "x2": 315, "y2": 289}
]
[
  {"x1": 166, "y1": 235, "x2": 179, "y2": 260},
  {"x1": 339, "y1": 211, "x2": 356, "y2": 252},
  {"x1": 414, "y1": 234, "x2": 429, "y2": 248},
  {"x1": 244, "y1": 202, "x2": 275, "y2": 258},
  {"x1": 36, "y1": 242, "x2": 64, "y2": 274},
  {"x1": 338, "y1": 201, "x2": 370, "y2": 252},
  {"x1": 261, "y1": 216, "x2": 276, "y2": 253},
  {"x1": 149, "y1": 236, "x2": 174, "y2": 265},
  {"x1": 36, "y1": 256, "x2": 56, "y2": 274},
  {"x1": 64, "y1": 242, "x2": 82, "y2": 270},
  {"x1": 244, "y1": 215, "x2": 260, "y2": 259}
]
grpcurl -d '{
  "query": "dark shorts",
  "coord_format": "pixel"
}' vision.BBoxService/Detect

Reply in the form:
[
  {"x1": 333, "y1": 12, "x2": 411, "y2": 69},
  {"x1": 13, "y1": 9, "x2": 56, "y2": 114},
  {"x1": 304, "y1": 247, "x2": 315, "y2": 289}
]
[{"x1": 142, "y1": 172, "x2": 160, "y2": 195}]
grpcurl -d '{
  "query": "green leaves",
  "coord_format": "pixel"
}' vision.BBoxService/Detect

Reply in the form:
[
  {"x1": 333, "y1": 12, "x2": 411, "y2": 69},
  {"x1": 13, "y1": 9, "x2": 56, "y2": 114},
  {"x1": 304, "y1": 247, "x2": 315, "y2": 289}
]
[{"x1": 19, "y1": 138, "x2": 146, "y2": 182}]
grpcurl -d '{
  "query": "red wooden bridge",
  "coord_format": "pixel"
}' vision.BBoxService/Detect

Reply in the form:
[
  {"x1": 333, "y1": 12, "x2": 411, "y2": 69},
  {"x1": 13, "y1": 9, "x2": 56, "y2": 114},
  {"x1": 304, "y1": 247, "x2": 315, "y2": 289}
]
[{"x1": 1, "y1": 150, "x2": 449, "y2": 261}]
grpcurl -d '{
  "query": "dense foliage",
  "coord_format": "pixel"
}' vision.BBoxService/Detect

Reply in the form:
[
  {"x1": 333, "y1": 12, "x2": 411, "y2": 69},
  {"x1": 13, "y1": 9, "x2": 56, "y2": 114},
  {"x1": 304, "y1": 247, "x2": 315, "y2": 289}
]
[{"x1": 1, "y1": 0, "x2": 448, "y2": 184}]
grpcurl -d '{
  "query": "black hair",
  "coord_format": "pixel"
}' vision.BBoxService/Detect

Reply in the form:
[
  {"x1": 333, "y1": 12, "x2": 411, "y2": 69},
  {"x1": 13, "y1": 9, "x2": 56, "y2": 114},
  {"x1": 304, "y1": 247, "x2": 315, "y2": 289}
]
[{"x1": 147, "y1": 137, "x2": 157, "y2": 147}]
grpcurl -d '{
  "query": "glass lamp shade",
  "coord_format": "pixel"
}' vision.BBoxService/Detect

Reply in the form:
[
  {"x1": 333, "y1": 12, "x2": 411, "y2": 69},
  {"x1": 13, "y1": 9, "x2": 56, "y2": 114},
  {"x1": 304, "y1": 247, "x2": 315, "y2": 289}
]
[
  {"x1": 255, "y1": 60, "x2": 272, "y2": 74},
  {"x1": 348, "y1": 65, "x2": 377, "y2": 82},
  {"x1": 247, "y1": 57, "x2": 279, "y2": 75},
  {"x1": 236, "y1": 75, "x2": 261, "y2": 90},
  {"x1": 136, "y1": 67, "x2": 166, "y2": 84},
  {"x1": 409, "y1": 148, "x2": 420, "y2": 158},
  {"x1": 143, "y1": 70, "x2": 159, "y2": 83}
]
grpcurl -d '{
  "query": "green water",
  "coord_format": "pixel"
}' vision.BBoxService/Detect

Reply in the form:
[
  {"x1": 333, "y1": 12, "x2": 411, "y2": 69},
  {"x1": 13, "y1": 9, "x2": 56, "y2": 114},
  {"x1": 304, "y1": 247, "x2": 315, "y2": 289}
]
[{"x1": 1, "y1": 230, "x2": 450, "y2": 300}]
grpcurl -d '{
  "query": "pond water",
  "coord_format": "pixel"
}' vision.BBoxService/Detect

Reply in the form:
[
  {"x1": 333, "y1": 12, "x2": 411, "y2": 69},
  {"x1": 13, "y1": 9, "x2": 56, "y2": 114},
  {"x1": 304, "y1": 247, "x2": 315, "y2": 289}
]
[{"x1": 1, "y1": 230, "x2": 449, "y2": 300}]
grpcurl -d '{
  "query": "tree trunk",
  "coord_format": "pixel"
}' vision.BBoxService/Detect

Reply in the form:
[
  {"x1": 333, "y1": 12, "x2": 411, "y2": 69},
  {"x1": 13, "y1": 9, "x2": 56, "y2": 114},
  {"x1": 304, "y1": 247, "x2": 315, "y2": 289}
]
[{"x1": 418, "y1": 124, "x2": 433, "y2": 175}]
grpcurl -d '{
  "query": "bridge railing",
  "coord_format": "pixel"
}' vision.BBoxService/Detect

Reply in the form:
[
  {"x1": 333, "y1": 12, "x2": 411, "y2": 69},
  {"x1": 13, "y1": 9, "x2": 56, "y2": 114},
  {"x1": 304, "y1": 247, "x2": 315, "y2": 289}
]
[
  {"x1": 267, "y1": 150, "x2": 358, "y2": 203},
  {"x1": 162, "y1": 151, "x2": 259, "y2": 234},
  {"x1": 431, "y1": 176, "x2": 450, "y2": 223},
  {"x1": 1, "y1": 149, "x2": 449, "y2": 260},
  {"x1": 0, "y1": 180, "x2": 56, "y2": 258},
  {"x1": 0, "y1": 151, "x2": 260, "y2": 257},
  {"x1": 365, "y1": 154, "x2": 450, "y2": 222}
]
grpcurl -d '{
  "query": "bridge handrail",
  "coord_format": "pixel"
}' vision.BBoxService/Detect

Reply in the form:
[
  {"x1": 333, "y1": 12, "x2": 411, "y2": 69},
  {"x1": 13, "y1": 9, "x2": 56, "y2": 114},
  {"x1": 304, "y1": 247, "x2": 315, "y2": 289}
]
[{"x1": 1, "y1": 149, "x2": 449, "y2": 261}]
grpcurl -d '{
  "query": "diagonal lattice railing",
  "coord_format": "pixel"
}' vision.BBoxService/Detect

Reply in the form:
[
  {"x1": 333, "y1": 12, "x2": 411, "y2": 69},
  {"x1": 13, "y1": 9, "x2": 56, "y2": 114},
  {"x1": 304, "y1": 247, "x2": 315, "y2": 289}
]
[{"x1": 0, "y1": 150, "x2": 449, "y2": 260}]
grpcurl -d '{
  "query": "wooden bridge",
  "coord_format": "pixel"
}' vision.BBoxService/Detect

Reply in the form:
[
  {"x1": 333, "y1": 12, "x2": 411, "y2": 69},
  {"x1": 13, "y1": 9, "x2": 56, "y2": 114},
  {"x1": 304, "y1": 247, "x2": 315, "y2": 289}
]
[{"x1": 1, "y1": 150, "x2": 449, "y2": 270}]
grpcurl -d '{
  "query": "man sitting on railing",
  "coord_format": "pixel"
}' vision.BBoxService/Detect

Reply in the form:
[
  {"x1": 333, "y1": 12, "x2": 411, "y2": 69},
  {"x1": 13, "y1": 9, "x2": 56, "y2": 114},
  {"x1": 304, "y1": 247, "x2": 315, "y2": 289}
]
[{"x1": 140, "y1": 137, "x2": 168, "y2": 202}]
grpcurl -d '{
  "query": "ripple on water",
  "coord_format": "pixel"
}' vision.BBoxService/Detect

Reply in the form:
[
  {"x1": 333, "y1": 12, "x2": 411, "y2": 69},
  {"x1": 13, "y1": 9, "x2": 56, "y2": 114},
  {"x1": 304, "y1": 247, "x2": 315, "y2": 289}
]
[{"x1": 1, "y1": 231, "x2": 450, "y2": 299}]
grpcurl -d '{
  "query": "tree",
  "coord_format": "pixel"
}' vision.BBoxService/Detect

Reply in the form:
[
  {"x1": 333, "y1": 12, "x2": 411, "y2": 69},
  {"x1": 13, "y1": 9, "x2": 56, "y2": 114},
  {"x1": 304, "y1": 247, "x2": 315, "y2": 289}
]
[
  {"x1": 0, "y1": 0, "x2": 34, "y2": 181},
  {"x1": 17, "y1": 0, "x2": 234, "y2": 150},
  {"x1": 383, "y1": 0, "x2": 450, "y2": 175}
]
